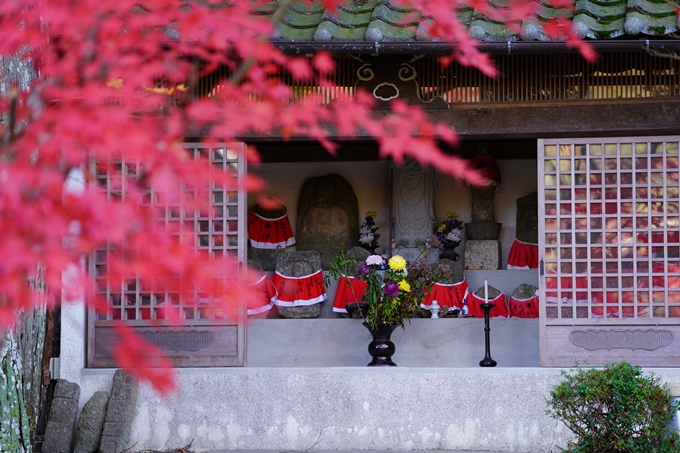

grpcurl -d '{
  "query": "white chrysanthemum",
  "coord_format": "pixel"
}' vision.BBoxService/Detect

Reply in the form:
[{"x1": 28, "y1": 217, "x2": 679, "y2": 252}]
[
  {"x1": 445, "y1": 229, "x2": 462, "y2": 243},
  {"x1": 366, "y1": 255, "x2": 384, "y2": 266},
  {"x1": 360, "y1": 233, "x2": 374, "y2": 244}
]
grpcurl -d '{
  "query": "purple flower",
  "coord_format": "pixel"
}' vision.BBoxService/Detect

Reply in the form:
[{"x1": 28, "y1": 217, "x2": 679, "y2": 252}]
[
  {"x1": 359, "y1": 264, "x2": 370, "y2": 276},
  {"x1": 384, "y1": 282, "x2": 399, "y2": 297}
]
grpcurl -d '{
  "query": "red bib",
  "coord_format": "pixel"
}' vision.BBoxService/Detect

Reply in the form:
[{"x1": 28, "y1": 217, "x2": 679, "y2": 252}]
[
  {"x1": 272, "y1": 270, "x2": 327, "y2": 306},
  {"x1": 508, "y1": 294, "x2": 539, "y2": 318},
  {"x1": 507, "y1": 239, "x2": 539, "y2": 269},
  {"x1": 247, "y1": 212, "x2": 296, "y2": 249},
  {"x1": 467, "y1": 292, "x2": 509, "y2": 318},
  {"x1": 423, "y1": 281, "x2": 469, "y2": 311},
  {"x1": 247, "y1": 274, "x2": 277, "y2": 316},
  {"x1": 332, "y1": 275, "x2": 368, "y2": 313}
]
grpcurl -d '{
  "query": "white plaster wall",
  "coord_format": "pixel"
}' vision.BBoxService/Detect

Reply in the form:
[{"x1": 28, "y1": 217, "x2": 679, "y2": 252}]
[{"x1": 249, "y1": 159, "x2": 538, "y2": 268}]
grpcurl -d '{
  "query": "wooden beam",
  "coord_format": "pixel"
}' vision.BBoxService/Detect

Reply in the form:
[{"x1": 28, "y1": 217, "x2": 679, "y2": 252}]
[
  {"x1": 236, "y1": 98, "x2": 680, "y2": 143},
  {"x1": 439, "y1": 98, "x2": 680, "y2": 139}
]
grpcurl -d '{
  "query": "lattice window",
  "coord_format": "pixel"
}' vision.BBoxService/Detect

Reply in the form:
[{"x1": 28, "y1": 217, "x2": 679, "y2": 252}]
[
  {"x1": 539, "y1": 136, "x2": 680, "y2": 367},
  {"x1": 87, "y1": 143, "x2": 247, "y2": 367}
]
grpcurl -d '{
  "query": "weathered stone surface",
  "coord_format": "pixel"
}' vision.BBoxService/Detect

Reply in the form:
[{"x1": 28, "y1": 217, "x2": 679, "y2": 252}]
[
  {"x1": 99, "y1": 369, "x2": 138, "y2": 453},
  {"x1": 435, "y1": 259, "x2": 464, "y2": 284},
  {"x1": 54, "y1": 379, "x2": 81, "y2": 401},
  {"x1": 74, "y1": 391, "x2": 109, "y2": 453},
  {"x1": 465, "y1": 240, "x2": 502, "y2": 270},
  {"x1": 466, "y1": 185, "x2": 502, "y2": 239},
  {"x1": 276, "y1": 251, "x2": 321, "y2": 277},
  {"x1": 248, "y1": 248, "x2": 284, "y2": 272},
  {"x1": 42, "y1": 379, "x2": 81, "y2": 453},
  {"x1": 473, "y1": 284, "x2": 502, "y2": 300},
  {"x1": 275, "y1": 251, "x2": 323, "y2": 319},
  {"x1": 276, "y1": 304, "x2": 321, "y2": 319},
  {"x1": 393, "y1": 158, "x2": 436, "y2": 247},
  {"x1": 466, "y1": 144, "x2": 502, "y2": 240},
  {"x1": 296, "y1": 174, "x2": 359, "y2": 269},
  {"x1": 345, "y1": 246, "x2": 371, "y2": 274},
  {"x1": 515, "y1": 191, "x2": 538, "y2": 244},
  {"x1": 512, "y1": 283, "x2": 538, "y2": 299}
]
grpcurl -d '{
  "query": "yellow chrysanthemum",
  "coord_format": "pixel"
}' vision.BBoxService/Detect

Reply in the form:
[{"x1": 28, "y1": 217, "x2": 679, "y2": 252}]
[
  {"x1": 398, "y1": 280, "x2": 411, "y2": 292},
  {"x1": 364, "y1": 210, "x2": 377, "y2": 218},
  {"x1": 445, "y1": 211, "x2": 459, "y2": 219},
  {"x1": 388, "y1": 255, "x2": 406, "y2": 271},
  {"x1": 438, "y1": 224, "x2": 447, "y2": 232}
]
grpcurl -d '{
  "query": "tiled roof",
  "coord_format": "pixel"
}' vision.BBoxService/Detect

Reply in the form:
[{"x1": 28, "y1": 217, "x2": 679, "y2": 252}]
[{"x1": 265, "y1": 0, "x2": 679, "y2": 42}]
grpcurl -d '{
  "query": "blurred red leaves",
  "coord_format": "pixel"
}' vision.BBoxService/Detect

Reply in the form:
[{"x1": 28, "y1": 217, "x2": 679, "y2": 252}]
[{"x1": 0, "y1": 0, "x2": 595, "y2": 392}]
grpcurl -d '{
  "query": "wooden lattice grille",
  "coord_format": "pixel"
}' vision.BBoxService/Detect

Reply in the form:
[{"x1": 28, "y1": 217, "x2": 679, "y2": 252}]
[
  {"x1": 90, "y1": 144, "x2": 245, "y2": 322},
  {"x1": 414, "y1": 53, "x2": 680, "y2": 103},
  {"x1": 196, "y1": 53, "x2": 680, "y2": 104},
  {"x1": 87, "y1": 143, "x2": 247, "y2": 368},
  {"x1": 539, "y1": 136, "x2": 680, "y2": 367}
]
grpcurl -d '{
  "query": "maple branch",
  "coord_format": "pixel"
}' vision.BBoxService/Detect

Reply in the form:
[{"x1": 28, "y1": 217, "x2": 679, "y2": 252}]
[{"x1": 228, "y1": 0, "x2": 295, "y2": 85}]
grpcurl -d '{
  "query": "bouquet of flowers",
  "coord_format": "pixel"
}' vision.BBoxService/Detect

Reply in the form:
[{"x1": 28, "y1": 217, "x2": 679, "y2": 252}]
[
  {"x1": 358, "y1": 210, "x2": 380, "y2": 253},
  {"x1": 360, "y1": 253, "x2": 452, "y2": 328},
  {"x1": 360, "y1": 254, "x2": 419, "y2": 330},
  {"x1": 430, "y1": 211, "x2": 465, "y2": 249}
]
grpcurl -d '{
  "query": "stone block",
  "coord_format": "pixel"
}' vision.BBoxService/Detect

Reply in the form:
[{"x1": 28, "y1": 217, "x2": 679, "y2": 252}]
[
  {"x1": 54, "y1": 379, "x2": 81, "y2": 400},
  {"x1": 512, "y1": 283, "x2": 538, "y2": 299},
  {"x1": 42, "y1": 379, "x2": 80, "y2": 453},
  {"x1": 74, "y1": 391, "x2": 109, "y2": 453},
  {"x1": 515, "y1": 191, "x2": 538, "y2": 244},
  {"x1": 99, "y1": 370, "x2": 138, "y2": 453},
  {"x1": 465, "y1": 240, "x2": 502, "y2": 270},
  {"x1": 295, "y1": 174, "x2": 359, "y2": 269}
]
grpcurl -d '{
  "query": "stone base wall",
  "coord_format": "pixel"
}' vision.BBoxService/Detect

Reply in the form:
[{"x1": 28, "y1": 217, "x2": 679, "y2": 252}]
[
  {"x1": 72, "y1": 366, "x2": 680, "y2": 453},
  {"x1": 61, "y1": 299, "x2": 680, "y2": 453}
]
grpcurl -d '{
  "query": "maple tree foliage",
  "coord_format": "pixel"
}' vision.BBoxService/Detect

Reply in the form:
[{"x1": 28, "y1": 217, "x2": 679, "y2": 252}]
[{"x1": 0, "y1": 0, "x2": 593, "y2": 393}]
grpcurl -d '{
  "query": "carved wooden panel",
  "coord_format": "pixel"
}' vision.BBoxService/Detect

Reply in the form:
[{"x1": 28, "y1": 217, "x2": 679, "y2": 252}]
[
  {"x1": 541, "y1": 324, "x2": 680, "y2": 367},
  {"x1": 91, "y1": 323, "x2": 242, "y2": 367}
]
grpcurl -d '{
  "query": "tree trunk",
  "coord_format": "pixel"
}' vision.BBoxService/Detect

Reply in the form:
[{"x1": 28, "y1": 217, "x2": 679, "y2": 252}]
[
  {"x1": 1, "y1": 330, "x2": 33, "y2": 453},
  {"x1": 0, "y1": 304, "x2": 49, "y2": 453}
]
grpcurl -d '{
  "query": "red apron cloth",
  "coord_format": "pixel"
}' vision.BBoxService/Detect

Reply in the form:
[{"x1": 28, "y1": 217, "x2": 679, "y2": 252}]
[
  {"x1": 422, "y1": 281, "x2": 469, "y2": 311},
  {"x1": 272, "y1": 270, "x2": 327, "y2": 306},
  {"x1": 247, "y1": 212, "x2": 296, "y2": 249},
  {"x1": 466, "y1": 292, "x2": 509, "y2": 318},
  {"x1": 333, "y1": 275, "x2": 368, "y2": 313},
  {"x1": 247, "y1": 274, "x2": 277, "y2": 316},
  {"x1": 509, "y1": 294, "x2": 539, "y2": 318},
  {"x1": 507, "y1": 239, "x2": 539, "y2": 269}
]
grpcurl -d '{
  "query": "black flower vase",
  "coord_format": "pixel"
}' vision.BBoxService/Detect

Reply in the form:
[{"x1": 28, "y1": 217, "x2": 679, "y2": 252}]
[
  {"x1": 439, "y1": 245, "x2": 459, "y2": 261},
  {"x1": 363, "y1": 322, "x2": 398, "y2": 366}
]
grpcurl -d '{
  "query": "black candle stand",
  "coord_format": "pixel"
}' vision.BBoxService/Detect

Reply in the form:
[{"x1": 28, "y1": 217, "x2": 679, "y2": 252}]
[{"x1": 479, "y1": 303, "x2": 497, "y2": 367}]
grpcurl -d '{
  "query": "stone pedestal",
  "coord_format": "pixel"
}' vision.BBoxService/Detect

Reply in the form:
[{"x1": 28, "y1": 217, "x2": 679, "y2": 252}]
[{"x1": 464, "y1": 240, "x2": 502, "y2": 270}]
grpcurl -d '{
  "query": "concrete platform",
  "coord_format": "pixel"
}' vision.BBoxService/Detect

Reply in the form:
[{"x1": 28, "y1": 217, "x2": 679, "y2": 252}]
[{"x1": 210, "y1": 450, "x2": 512, "y2": 453}]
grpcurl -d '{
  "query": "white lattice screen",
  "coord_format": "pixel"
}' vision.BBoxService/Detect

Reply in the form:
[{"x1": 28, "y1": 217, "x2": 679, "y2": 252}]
[
  {"x1": 539, "y1": 136, "x2": 680, "y2": 366},
  {"x1": 87, "y1": 143, "x2": 247, "y2": 367}
]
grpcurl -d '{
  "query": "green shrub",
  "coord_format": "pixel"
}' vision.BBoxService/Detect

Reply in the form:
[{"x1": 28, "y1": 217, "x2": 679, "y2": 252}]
[{"x1": 546, "y1": 361, "x2": 680, "y2": 453}]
